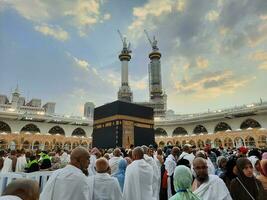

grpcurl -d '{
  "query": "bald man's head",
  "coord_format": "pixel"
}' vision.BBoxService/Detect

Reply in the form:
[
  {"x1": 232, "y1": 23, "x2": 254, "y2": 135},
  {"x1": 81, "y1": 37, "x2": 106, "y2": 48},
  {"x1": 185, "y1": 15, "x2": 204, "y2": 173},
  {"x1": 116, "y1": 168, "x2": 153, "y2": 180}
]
[
  {"x1": 132, "y1": 147, "x2": 144, "y2": 160},
  {"x1": 172, "y1": 147, "x2": 180, "y2": 157},
  {"x1": 141, "y1": 145, "x2": 148, "y2": 154},
  {"x1": 95, "y1": 158, "x2": 110, "y2": 173},
  {"x1": 2, "y1": 179, "x2": 39, "y2": 200},
  {"x1": 193, "y1": 157, "x2": 208, "y2": 183},
  {"x1": 70, "y1": 147, "x2": 90, "y2": 176}
]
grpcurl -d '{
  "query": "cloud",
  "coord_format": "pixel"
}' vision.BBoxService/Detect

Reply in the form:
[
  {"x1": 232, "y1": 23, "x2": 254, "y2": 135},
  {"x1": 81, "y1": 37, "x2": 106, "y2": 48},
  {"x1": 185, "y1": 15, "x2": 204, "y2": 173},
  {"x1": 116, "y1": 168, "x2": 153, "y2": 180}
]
[
  {"x1": 34, "y1": 24, "x2": 69, "y2": 41},
  {"x1": 131, "y1": 76, "x2": 148, "y2": 90},
  {"x1": 205, "y1": 10, "x2": 219, "y2": 21},
  {"x1": 128, "y1": 0, "x2": 174, "y2": 42},
  {"x1": 172, "y1": 70, "x2": 255, "y2": 98},
  {"x1": 250, "y1": 51, "x2": 267, "y2": 70},
  {"x1": 2, "y1": 0, "x2": 111, "y2": 36},
  {"x1": 196, "y1": 56, "x2": 209, "y2": 69}
]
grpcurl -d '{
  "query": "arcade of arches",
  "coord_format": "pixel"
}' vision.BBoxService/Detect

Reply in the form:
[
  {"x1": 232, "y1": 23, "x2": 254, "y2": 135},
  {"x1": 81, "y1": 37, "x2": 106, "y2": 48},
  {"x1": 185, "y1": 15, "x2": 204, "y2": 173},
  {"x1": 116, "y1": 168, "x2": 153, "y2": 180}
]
[
  {"x1": 155, "y1": 128, "x2": 267, "y2": 148},
  {"x1": 0, "y1": 133, "x2": 91, "y2": 150},
  {"x1": 0, "y1": 121, "x2": 91, "y2": 150}
]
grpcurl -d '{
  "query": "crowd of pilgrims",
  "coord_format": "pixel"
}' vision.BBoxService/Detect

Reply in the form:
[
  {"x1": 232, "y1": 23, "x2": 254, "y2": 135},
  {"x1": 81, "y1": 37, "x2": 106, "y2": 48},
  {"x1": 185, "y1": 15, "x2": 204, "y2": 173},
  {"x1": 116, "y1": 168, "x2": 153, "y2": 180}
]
[{"x1": 0, "y1": 144, "x2": 267, "y2": 200}]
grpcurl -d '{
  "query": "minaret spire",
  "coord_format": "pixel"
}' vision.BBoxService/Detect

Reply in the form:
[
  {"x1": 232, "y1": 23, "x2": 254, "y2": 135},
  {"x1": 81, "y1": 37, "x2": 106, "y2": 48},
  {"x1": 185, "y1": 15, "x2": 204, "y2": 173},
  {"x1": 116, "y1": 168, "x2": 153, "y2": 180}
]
[{"x1": 117, "y1": 30, "x2": 133, "y2": 102}]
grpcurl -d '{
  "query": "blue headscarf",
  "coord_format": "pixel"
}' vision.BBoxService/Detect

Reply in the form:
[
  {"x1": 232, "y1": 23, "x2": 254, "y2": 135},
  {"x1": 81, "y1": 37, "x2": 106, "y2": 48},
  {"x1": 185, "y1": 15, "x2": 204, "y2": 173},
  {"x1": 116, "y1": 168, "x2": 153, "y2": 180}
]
[{"x1": 113, "y1": 159, "x2": 127, "y2": 192}]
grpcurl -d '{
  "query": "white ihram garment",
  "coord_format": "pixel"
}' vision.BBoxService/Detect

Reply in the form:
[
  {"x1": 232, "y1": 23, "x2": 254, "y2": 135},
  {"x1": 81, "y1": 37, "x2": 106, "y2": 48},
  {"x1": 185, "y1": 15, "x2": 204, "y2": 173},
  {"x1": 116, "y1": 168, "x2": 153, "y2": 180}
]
[
  {"x1": 40, "y1": 165, "x2": 92, "y2": 200},
  {"x1": 87, "y1": 173, "x2": 122, "y2": 200},
  {"x1": 122, "y1": 159, "x2": 155, "y2": 200},
  {"x1": 164, "y1": 154, "x2": 177, "y2": 199},
  {"x1": 193, "y1": 174, "x2": 232, "y2": 200},
  {"x1": 1, "y1": 157, "x2": 13, "y2": 173},
  {"x1": 109, "y1": 156, "x2": 123, "y2": 175},
  {"x1": 15, "y1": 155, "x2": 27, "y2": 172}
]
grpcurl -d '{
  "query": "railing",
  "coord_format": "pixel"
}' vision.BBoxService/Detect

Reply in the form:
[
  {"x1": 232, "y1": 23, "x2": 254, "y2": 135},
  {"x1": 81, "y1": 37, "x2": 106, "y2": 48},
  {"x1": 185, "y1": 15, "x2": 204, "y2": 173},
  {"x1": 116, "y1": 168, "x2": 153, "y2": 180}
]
[{"x1": 0, "y1": 171, "x2": 53, "y2": 195}]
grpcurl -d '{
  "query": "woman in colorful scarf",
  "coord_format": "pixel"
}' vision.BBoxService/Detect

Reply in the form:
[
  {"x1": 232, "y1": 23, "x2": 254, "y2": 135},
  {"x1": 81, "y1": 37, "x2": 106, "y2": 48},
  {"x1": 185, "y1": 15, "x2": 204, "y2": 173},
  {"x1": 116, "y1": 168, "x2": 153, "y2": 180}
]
[{"x1": 169, "y1": 165, "x2": 201, "y2": 200}]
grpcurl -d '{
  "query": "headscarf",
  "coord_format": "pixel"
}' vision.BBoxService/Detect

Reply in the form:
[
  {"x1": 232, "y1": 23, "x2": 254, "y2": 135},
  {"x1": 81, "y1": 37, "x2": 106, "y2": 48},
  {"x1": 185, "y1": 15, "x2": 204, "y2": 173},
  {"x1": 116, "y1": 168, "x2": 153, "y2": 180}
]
[
  {"x1": 260, "y1": 159, "x2": 267, "y2": 177},
  {"x1": 169, "y1": 165, "x2": 201, "y2": 200},
  {"x1": 248, "y1": 155, "x2": 260, "y2": 176},
  {"x1": 236, "y1": 158, "x2": 260, "y2": 199},
  {"x1": 113, "y1": 159, "x2": 127, "y2": 192},
  {"x1": 262, "y1": 152, "x2": 267, "y2": 160},
  {"x1": 224, "y1": 156, "x2": 237, "y2": 180}
]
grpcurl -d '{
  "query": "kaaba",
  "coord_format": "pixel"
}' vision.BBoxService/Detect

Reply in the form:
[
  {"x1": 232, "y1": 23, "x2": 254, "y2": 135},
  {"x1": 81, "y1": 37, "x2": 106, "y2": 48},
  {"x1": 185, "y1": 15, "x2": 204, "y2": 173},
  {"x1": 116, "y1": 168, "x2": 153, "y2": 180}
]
[{"x1": 92, "y1": 100, "x2": 155, "y2": 149}]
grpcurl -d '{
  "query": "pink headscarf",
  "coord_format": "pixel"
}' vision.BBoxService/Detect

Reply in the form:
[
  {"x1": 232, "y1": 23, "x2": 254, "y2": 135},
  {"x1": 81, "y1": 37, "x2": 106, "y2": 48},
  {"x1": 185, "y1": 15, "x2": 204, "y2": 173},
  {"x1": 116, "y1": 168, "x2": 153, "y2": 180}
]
[
  {"x1": 260, "y1": 159, "x2": 267, "y2": 177},
  {"x1": 262, "y1": 152, "x2": 267, "y2": 160}
]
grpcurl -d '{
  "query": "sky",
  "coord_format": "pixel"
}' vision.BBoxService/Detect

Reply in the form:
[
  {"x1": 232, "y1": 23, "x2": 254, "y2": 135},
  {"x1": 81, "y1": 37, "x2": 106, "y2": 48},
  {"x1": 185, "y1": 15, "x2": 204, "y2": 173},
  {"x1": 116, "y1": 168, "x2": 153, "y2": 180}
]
[{"x1": 0, "y1": 0, "x2": 267, "y2": 116}]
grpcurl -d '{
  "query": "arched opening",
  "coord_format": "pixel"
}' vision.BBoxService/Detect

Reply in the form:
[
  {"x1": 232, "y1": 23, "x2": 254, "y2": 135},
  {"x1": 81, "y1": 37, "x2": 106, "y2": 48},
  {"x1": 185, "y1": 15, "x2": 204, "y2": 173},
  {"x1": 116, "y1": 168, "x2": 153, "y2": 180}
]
[
  {"x1": 189, "y1": 140, "x2": 196, "y2": 146},
  {"x1": 72, "y1": 142, "x2": 79, "y2": 149},
  {"x1": 21, "y1": 124, "x2": 40, "y2": 134},
  {"x1": 0, "y1": 139, "x2": 7, "y2": 149},
  {"x1": 159, "y1": 141, "x2": 165, "y2": 147},
  {"x1": 72, "y1": 128, "x2": 86, "y2": 137},
  {"x1": 245, "y1": 136, "x2": 256, "y2": 147},
  {"x1": 33, "y1": 141, "x2": 40, "y2": 150},
  {"x1": 22, "y1": 141, "x2": 30, "y2": 149},
  {"x1": 214, "y1": 122, "x2": 232, "y2": 132},
  {"x1": 54, "y1": 142, "x2": 63, "y2": 149},
  {"x1": 0, "y1": 121, "x2": 11, "y2": 133},
  {"x1": 44, "y1": 142, "x2": 50, "y2": 150},
  {"x1": 193, "y1": 125, "x2": 208, "y2": 134},
  {"x1": 234, "y1": 137, "x2": 244, "y2": 147},
  {"x1": 8, "y1": 141, "x2": 17, "y2": 150},
  {"x1": 175, "y1": 141, "x2": 181, "y2": 147},
  {"x1": 214, "y1": 138, "x2": 222, "y2": 148},
  {"x1": 173, "y1": 127, "x2": 188, "y2": 136},
  {"x1": 81, "y1": 141, "x2": 88, "y2": 148},
  {"x1": 49, "y1": 126, "x2": 65, "y2": 135},
  {"x1": 224, "y1": 137, "x2": 233, "y2": 148},
  {"x1": 197, "y1": 140, "x2": 205, "y2": 148},
  {"x1": 205, "y1": 139, "x2": 212, "y2": 145},
  {"x1": 63, "y1": 142, "x2": 71, "y2": 150},
  {"x1": 182, "y1": 140, "x2": 187, "y2": 146},
  {"x1": 167, "y1": 141, "x2": 173, "y2": 145},
  {"x1": 258, "y1": 135, "x2": 267, "y2": 148},
  {"x1": 240, "y1": 119, "x2": 261, "y2": 129},
  {"x1": 155, "y1": 128, "x2": 168, "y2": 136}
]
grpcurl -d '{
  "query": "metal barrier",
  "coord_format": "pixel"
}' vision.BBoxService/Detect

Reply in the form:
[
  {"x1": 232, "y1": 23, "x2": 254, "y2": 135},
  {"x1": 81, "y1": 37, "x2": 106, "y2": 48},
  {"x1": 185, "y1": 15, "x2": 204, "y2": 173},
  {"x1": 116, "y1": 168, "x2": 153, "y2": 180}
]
[{"x1": 0, "y1": 171, "x2": 53, "y2": 195}]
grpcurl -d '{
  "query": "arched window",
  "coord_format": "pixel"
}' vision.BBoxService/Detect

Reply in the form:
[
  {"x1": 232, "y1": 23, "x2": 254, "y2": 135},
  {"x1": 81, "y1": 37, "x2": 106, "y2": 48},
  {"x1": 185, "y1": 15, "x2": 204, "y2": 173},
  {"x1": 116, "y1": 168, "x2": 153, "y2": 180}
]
[
  {"x1": 214, "y1": 122, "x2": 232, "y2": 132},
  {"x1": 0, "y1": 121, "x2": 11, "y2": 133},
  {"x1": 22, "y1": 141, "x2": 30, "y2": 149},
  {"x1": 155, "y1": 128, "x2": 167, "y2": 136},
  {"x1": 49, "y1": 126, "x2": 65, "y2": 135},
  {"x1": 21, "y1": 124, "x2": 40, "y2": 133},
  {"x1": 33, "y1": 141, "x2": 40, "y2": 150},
  {"x1": 167, "y1": 141, "x2": 173, "y2": 145},
  {"x1": 193, "y1": 125, "x2": 208, "y2": 134},
  {"x1": 197, "y1": 140, "x2": 205, "y2": 148},
  {"x1": 214, "y1": 138, "x2": 222, "y2": 148},
  {"x1": 258, "y1": 135, "x2": 267, "y2": 148},
  {"x1": 0, "y1": 139, "x2": 7, "y2": 149},
  {"x1": 234, "y1": 137, "x2": 244, "y2": 147},
  {"x1": 206, "y1": 139, "x2": 211, "y2": 145},
  {"x1": 173, "y1": 127, "x2": 188, "y2": 136},
  {"x1": 189, "y1": 140, "x2": 196, "y2": 146},
  {"x1": 245, "y1": 136, "x2": 256, "y2": 147},
  {"x1": 224, "y1": 137, "x2": 233, "y2": 148},
  {"x1": 72, "y1": 128, "x2": 86, "y2": 137},
  {"x1": 175, "y1": 141, "x2": 181, "y2": 147},
  {"x1": 240, "y1": 119, "x2": 261, "y2": 129},
  {"x1": 159, "y1": 141, "x2": 165, "y2": 147}
]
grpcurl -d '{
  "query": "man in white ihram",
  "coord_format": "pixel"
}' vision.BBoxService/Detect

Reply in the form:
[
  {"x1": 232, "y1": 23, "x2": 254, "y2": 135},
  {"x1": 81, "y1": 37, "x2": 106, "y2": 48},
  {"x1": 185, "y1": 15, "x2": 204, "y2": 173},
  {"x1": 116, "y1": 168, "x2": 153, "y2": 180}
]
[
  {"x1": 87, "y1": 157, "x2": 122, "y2": 200},
  {"x1": 122, "y1": 146, "x2": 155, "y2": 200},
  {"x1": 109, "y1": 148, "x2": 123, "y2": 175},
  {"x1": 192, "y1": 157, "x2": 232, "y2": 200},
  {"x1": 40, "y1": 147, "x2": 92, "y2": 200}
]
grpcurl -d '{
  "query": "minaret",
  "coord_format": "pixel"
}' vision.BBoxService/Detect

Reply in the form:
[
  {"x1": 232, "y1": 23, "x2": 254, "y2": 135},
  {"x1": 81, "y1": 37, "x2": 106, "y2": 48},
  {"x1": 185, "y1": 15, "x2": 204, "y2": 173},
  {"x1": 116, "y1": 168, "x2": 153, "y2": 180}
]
[
  {"x1": 11, "y1": 84, "x2": 20, "y2": 109},
  {"x1": 145, "y1": 30, "x2": 167, "y2": 116},
  {"x1": 117, "y1": 30, "x2": 133, "y2": 102}
]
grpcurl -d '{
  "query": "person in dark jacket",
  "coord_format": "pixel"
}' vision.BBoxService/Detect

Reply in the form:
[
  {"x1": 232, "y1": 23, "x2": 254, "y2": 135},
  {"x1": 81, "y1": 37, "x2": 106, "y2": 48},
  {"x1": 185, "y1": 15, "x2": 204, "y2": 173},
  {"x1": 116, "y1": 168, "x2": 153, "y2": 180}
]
[{"x1": 230, "y1": 157, "x2": 265, "y2": 200}]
